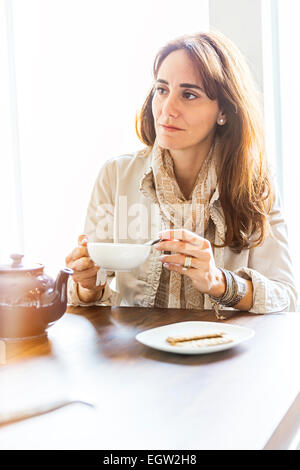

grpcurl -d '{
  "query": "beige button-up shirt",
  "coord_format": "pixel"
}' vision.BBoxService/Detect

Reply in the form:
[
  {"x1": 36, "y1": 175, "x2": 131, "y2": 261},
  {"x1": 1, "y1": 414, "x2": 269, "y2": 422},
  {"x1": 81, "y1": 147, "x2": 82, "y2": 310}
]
[{"x1": 67, "y1": 147, "x2": 298, "y2": 313}]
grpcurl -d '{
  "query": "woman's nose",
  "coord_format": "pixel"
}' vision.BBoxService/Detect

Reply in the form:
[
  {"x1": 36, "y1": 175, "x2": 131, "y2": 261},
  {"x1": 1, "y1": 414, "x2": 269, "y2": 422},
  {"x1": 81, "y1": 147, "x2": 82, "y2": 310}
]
[{"x1": 162, "y1": 93, "x2": 180, "y2": 118}]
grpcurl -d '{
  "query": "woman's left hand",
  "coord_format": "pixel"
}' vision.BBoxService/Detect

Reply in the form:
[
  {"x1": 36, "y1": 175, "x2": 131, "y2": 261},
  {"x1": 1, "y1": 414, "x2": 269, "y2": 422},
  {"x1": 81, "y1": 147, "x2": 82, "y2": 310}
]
[{"x1": 155, "y1": 229, "x2": 226, "y2": 297}]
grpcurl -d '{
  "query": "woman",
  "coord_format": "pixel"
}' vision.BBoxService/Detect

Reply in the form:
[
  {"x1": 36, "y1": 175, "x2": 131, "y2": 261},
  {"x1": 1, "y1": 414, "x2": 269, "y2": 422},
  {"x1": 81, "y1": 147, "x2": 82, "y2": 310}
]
[{"x1": 66, "y1": 31, "x2": 297, "y2": 314}]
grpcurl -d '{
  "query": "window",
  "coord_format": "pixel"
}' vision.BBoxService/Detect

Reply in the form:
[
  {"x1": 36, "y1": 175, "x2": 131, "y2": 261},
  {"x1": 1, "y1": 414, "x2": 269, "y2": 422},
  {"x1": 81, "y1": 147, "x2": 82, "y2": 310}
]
[
  {"x1": 0, "y1": 0, "x2": 24, "y2": 259},
  {"x1": 277, "y1": 0, "x2": 300, "y2": 298},
  {"x1": 1, "y1": 0, "x2": 209, "y2": 275}
]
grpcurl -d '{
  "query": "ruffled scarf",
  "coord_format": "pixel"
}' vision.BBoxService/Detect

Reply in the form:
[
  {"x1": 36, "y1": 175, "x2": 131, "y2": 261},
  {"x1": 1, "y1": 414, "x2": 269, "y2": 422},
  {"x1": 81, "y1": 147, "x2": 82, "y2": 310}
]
[{"x1": 141, "y1": 137, "x2": 219, "y2": 309}]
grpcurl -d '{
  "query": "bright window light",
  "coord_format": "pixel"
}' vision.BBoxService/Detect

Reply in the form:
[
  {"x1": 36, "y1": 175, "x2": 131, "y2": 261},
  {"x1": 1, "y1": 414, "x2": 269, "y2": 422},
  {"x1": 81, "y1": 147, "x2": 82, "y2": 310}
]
[
  {"x1": 277, "y1": 0, "x2": 300, "y2": 296},
  {"x1": 1, "y1": 0, "x2": 209, "y2": 275}
]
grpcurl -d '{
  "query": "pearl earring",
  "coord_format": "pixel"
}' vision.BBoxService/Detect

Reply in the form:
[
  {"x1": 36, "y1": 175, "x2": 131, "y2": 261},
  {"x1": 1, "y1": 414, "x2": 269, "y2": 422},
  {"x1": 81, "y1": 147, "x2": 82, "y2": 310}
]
[{"x1": 218, "y1": 118, "x2": 225, "y2": 125}]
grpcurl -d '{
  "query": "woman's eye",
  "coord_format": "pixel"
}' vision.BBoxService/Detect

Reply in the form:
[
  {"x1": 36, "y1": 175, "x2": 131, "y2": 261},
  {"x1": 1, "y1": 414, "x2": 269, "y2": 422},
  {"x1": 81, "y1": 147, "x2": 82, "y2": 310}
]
[
  {"x1": 155, "y1": 87, "x2": 167, "y2": 95},
  {"x1": 154, "y1": 87, "x2": 198, "y2": 100},
  {"x1": 183, "y1": 91, "x2": 198, "y2": 100}
]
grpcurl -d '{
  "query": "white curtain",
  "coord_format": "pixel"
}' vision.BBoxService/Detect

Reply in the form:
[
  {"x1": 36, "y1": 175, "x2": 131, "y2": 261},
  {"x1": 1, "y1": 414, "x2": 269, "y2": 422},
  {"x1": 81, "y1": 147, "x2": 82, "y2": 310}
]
[{"x1": 0, "y1": 0, "x2": 24, "y2": 263}]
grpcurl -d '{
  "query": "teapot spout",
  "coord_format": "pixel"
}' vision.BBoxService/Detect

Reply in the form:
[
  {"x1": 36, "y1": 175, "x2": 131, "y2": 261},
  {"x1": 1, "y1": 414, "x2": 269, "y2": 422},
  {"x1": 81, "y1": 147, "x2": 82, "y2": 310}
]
[{"x1": 55, "y1": 267, "x2": 74, "y2": 305}]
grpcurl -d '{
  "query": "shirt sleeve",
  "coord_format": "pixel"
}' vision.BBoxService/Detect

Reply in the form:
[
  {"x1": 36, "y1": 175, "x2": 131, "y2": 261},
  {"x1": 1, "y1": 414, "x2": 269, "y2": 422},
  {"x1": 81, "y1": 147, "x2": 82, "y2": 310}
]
[
  {"x1": 67, "y1": 276, "x2": 116, "y2": 307},
  {"x1": 67, "y1": 160, "x2": 118, "y2": 307},
  {"x1": 234, "y1": 186, "x2": 298, "y2": 313}
]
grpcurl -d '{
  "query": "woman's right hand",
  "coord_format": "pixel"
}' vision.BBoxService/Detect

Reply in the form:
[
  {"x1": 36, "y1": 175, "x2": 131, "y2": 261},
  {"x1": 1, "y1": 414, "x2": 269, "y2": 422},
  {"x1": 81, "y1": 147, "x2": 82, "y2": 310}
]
[{"x1": 65, "y1": 234, "x2": 105, "y2": 301}]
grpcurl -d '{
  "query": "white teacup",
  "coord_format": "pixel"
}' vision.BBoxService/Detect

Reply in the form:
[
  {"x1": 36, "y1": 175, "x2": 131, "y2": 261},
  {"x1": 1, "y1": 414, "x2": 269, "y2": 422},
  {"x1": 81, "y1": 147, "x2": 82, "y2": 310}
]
[{"x1": 87, "y1": 242, "x2": 151, "y2": 271}]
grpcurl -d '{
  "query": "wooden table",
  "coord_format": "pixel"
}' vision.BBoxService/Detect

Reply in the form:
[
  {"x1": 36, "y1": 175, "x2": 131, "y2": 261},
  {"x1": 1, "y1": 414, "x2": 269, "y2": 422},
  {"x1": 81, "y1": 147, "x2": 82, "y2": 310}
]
[{"x1": 0, "y1": 306, "x2": 300, "y2": 450}]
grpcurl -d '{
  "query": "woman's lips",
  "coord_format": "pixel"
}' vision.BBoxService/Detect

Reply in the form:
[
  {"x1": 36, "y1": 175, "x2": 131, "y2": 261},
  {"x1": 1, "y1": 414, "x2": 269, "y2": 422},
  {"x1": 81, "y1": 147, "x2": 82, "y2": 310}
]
[{"x1": 160, "y1": 124, "x2": 184, "y2": 132}]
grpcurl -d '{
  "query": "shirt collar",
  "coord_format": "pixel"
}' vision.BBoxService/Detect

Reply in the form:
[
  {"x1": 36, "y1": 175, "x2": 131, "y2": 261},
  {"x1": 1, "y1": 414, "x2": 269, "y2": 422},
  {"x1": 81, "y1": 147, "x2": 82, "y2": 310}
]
[{"x1": 139, "y1": 144, "x2": 221, "y2": 207}]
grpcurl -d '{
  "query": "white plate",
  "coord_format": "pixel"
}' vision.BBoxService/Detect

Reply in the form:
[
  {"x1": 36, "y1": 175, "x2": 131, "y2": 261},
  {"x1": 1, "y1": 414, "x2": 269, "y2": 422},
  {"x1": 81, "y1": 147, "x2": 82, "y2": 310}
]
[{"x1": 136, "y1": 321, "x2": 255, "y2": 355}]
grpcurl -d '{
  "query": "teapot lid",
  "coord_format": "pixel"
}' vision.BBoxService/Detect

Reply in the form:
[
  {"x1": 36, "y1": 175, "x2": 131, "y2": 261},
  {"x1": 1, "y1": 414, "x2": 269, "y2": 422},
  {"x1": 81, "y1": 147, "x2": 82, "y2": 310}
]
[{"x1": 0, "y1": 254, "x2": 44, "y2": 273}]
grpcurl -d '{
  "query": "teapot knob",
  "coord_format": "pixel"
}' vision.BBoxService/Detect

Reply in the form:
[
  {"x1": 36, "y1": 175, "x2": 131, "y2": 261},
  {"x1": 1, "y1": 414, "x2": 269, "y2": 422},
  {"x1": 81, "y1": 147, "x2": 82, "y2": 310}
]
[{"x1": 10, "y1": 253, "x2": 24, "y2": 267}]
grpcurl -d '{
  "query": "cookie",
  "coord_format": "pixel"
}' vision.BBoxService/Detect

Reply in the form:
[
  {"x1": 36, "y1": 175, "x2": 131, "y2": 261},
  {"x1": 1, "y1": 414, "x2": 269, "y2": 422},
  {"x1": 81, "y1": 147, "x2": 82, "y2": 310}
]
[
  {"x1": 172, "y1": 336, "x2": 233, "y2": 348},
  {"x1": 166, "y1": 331, "x2": 224, "y2": 345}
]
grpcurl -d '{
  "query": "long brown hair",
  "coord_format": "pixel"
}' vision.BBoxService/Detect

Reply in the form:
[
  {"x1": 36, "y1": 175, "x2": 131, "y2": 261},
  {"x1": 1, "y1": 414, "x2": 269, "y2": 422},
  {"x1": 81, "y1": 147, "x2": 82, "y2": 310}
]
[{"x1": 135, "y1": 31, "x2": 274, "y2": 253}]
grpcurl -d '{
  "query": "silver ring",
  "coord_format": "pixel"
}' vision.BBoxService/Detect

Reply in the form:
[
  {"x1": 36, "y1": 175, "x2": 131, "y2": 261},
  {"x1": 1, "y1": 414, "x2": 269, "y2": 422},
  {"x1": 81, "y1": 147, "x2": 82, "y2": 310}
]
[{"x1": 183, "y1": 256, "x2": 192, "y2": 269}]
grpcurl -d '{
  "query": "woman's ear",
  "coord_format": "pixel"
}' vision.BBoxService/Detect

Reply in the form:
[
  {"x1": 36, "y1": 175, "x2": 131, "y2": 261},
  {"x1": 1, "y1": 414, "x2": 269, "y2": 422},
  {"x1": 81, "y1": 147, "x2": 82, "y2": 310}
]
[{"x1": 217, "y1": 112, "x2": 227, "y2": 126}]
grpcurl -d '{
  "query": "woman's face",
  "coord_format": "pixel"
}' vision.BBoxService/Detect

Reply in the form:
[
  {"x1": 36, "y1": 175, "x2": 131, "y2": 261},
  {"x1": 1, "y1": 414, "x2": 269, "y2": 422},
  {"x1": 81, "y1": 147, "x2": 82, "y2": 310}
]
[{"x1": 152, "y1": 49, "x2": 222, "y2": 151}]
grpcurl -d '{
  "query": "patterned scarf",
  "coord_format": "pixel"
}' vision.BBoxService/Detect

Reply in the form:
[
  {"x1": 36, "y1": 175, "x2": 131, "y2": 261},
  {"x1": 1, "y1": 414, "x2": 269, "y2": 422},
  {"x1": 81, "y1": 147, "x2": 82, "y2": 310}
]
[{"x1": 149, "y1": 138, "x2": 219, "y2": 309}]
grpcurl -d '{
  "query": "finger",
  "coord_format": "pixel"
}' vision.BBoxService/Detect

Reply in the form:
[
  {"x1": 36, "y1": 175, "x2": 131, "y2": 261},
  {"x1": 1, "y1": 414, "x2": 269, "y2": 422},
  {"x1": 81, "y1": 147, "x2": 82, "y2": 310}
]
[
  {"x1": 71, "y1": 256, "x2": 95, "y2": 272},
  {"x1": 163, "y1": 262, "x2": 197, "y2": 279},
  {"x1": 78, "y1": 274, "x2": 106, "y2": 290},
  {"x1": 78, "y1": 234, "x2": 88, "y2": 246},
  {"x1": 156, "y1": 239, "x2": 201, "y2": 257},
  {"x1": 65, "y1": 252, "x2": 73, "y2": 265},
  {"x1": 160, "y1": 253, "x2": 186, "y2": 265},
  {"x1": 78, "y1": 277, "x2": 97, "y2": 289},
  {"x1": 65, "y1": 246, "x2": 89, "y2": 265},
  {"x1": 158, "y1": 229, "x2": 208, "y2": 248},
  {"x1": 160, "y1": 253, "x2": 209, "y2": 268},
  {"x1": 66, "y1": 247, "x2": 90, "y2": 266},
  {"x1": 72, "y1": 266, "x2": 99, "y2": 282}
]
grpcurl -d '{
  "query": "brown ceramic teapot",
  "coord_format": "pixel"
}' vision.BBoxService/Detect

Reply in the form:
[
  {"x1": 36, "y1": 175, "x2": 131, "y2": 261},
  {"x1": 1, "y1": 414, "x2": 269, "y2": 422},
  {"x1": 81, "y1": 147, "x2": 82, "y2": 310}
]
[{"x1": 0, "y1": 254, "x2": 73, "y2": 340}]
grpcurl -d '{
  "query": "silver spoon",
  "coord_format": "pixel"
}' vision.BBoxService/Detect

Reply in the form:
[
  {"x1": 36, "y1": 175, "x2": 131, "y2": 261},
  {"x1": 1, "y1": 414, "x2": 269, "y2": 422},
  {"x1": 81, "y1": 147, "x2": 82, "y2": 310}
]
[
  {"x1": 144, "y1": 238, "x2": 161, "y2": 246},
  {"x1": 144, "y1": 238, "x2": 171, "y2": 255}
]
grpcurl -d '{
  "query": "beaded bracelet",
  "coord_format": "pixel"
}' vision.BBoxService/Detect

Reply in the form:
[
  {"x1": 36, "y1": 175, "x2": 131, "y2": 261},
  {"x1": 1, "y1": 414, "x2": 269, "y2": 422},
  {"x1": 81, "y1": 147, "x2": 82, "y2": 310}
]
[
  {"x1": 209, "y1": 268, "x2": 247, "y2": 308},
  {"x1": 226, "y1": 271, "x2": 247, "y2": 307}
]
